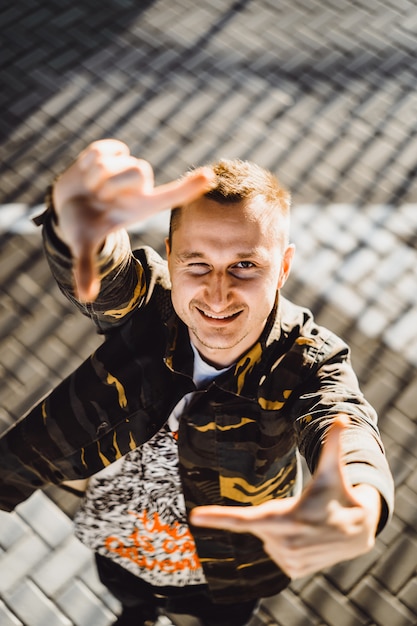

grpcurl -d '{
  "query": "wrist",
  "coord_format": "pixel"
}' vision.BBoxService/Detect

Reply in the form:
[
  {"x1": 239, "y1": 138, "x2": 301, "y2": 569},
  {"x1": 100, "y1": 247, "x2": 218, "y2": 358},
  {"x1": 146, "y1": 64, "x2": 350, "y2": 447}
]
[
  {"x1": 45, "y1": 180, "x2": 72, "y2": 246},
  {"x1": 45, "y1": 183, "x2": 59, "y2": 226},
  {"x1": 352, "y1": 484, "x2": 382, "y2": 536},
  {"x1": 42, "y1": 182, "x2": 73, "y2": 255}
]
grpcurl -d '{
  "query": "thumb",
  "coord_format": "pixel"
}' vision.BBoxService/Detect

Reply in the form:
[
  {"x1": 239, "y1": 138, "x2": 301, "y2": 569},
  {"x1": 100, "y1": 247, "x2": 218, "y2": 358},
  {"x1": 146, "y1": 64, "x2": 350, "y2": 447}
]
[
  {"x1": 307, "y1": 414, "x2": 353, "y2": 503},
  {"x1": 316, "y1": 414, "x2": 350, "y2": 479},
  {"x1": 297, "y1": 415, "x2": 354, "y2": 522}
]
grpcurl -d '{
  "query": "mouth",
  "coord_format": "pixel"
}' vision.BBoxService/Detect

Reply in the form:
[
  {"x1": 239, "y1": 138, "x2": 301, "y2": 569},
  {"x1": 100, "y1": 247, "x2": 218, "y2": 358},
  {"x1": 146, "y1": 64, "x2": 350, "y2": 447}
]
[{"x1": 197, "y1": 308, "x2": 242, "y2": 323}]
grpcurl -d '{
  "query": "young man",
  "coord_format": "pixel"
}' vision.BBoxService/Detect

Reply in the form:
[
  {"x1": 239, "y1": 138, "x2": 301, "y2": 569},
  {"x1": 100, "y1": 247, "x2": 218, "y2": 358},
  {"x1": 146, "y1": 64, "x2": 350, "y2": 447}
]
[{"x1": 0, "y1": 140, "x2": 394, "y2": 626}]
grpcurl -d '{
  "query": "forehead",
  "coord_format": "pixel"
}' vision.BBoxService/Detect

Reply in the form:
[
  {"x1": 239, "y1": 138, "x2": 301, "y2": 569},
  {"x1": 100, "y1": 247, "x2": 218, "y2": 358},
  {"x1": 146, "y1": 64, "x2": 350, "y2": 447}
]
[
  {"x1": 171, "y1": 197, "x2": 281, "y2": 260},
  {"x1": 175, "y1": 196, "x2": 272, "y2": 233}
]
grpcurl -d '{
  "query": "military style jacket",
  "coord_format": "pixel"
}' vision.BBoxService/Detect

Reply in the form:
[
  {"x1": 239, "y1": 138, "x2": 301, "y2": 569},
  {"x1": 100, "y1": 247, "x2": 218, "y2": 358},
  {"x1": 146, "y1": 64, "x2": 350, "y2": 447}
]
[{"x1": 0, "y1": 212, "x2": 394, "y2": 603}]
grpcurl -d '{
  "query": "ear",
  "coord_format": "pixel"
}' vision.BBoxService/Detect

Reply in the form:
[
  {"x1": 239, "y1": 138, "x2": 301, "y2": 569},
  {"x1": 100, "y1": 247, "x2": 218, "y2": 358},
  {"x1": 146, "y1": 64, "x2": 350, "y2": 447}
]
[
  {"x1": 165, "y1": 236, "x2": 171, "y2": 259},
  {"x1": 277, "y1": 243, "x2": 295, "y2": 289}
]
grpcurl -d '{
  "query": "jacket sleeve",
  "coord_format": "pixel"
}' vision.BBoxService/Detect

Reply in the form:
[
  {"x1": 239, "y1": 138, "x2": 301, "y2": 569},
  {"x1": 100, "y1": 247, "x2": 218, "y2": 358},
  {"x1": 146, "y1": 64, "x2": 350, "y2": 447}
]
[
  {"x1": 0, "y1": 315, "x2": 164, "y2": 512},
  {"x1": 40, "y1": 207, "x2": 150, "y2": 333},
  {"x1": 0, "y1": 208, "x2": 172, "y2": 512},
  {"x1": 292, "y1": 330, "x2": 394, "y2": 534}
]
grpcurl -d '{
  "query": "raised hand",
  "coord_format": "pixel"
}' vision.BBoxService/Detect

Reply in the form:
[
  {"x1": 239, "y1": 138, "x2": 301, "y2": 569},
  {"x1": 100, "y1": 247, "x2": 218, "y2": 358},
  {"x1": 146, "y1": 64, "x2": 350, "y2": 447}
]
[
  {"x1": 52, "y1": 139, "x2": 215, "y2": 301},
  {"x1": 190, "y1": 415, "x2": 382, "y2": 579}
]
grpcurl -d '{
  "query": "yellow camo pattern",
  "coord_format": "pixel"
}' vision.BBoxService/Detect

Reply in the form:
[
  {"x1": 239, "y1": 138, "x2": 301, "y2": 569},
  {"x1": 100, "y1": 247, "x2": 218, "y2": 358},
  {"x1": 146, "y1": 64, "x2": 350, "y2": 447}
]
[
  {"x1": 106, "y1": 373, "x2": 128, "y2": 408},
  {"x1": 42, "y1": 400, "x2": 47, "y2": 424},
  {"x1": 104, "y1": 263, "x2": 146, "y2": 319},
  {"x1": 80, "y1": 426, "x2": 139, "y2": 474},
  {"x1": 295, "y1": 336, "x2": 317, "y2": 346},
  {"x1": 192, "y1": 417, "x2": 256, "y2": 433},
  {"x1": 258, "y1": 389, "x2": 293, "y2": 410},
  {"x1": 234, "y1": 342, "x2": 262, "y2": 394},
  {"x1": 219, "y1": 461, "x2": 295, "y2": 504},
  {"x1": 128, "y1": 430, "x2": 137, "y2": 450},
  {"x1": 236, "y1": 557, "x2": 270, "y2": 571},
  {"x1": 97, "y1": 440, "x2": 111, "y2": 467}
]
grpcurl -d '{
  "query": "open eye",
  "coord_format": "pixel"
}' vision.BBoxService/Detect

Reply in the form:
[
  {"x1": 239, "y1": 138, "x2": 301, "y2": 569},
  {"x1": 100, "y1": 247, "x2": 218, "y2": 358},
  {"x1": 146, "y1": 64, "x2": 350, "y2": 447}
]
[{"x1": 229, "y1": 260, "x2": 258, "y2": 278}]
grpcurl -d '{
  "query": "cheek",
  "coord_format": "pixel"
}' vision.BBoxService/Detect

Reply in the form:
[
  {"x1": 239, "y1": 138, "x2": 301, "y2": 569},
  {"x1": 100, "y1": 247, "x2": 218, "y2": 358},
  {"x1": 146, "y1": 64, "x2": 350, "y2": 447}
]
[
  {"x1": 248, "y1": 283, "x2": 278, "y2": 319},
  {"x1": 252, "y1": 277, "x2": 278, "y2": 302},
  {"x1": 171, "y1": 277, "x2": 196, "y2": 310}
]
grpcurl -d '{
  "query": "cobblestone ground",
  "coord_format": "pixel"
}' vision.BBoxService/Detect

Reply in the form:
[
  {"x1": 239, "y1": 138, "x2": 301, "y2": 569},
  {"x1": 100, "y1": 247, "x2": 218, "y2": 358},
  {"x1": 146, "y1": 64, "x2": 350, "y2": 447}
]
[{"x1": 1, "y1": 1, "x2": 417, "y2": 625}]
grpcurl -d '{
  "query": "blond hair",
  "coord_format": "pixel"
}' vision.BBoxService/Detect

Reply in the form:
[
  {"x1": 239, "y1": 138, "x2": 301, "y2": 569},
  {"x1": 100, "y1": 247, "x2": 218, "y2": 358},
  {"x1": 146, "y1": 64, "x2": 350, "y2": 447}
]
[{"x1": 169, "y1": 158, "x2": 291, "y2": 247}]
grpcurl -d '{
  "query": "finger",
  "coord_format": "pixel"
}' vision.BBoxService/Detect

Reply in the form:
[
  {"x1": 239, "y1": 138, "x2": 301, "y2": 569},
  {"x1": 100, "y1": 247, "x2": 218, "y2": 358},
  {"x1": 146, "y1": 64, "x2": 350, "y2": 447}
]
[
  {"x1": 190, "y1": 499, "x2": 295, "y2": 532},
  {"x1": 73, "y1": 246, "x2": 101, "y2": 302},
  {"x1": 96, "y1": 158, "x2": 155, "y2": 201},
  {"x1": 149, "y1": 167, "x2": 216, "y2": 211},
  {"x1": 190, "y1": 505, "x2": 254, "y2": 533},
  {"x1": 78, "y1": 139, "x2": 130, "y2": 172},
  {"x1": 82, "y1": 155, "x2": 146, "y2": 193}
]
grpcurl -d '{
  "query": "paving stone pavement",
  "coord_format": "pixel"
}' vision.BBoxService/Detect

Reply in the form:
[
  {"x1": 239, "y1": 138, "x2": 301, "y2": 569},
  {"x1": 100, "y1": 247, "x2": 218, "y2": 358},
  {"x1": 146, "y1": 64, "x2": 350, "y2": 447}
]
[{"x1": 1, "y1": 1, "x2": 417, "y2": 625}]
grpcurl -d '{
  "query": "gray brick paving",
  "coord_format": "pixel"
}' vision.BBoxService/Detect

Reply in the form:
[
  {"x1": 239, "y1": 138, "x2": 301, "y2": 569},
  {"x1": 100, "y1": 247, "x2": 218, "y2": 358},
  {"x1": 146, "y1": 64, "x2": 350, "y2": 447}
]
[
  {"x1": 1, "y1": 0, "x2": 417, "y2": 624},
  {"x1": 54, "y1": 579, "x2": 115, "y2": 626},
  {"x1": 0, "y1": 600, "x2": 23, "y2": 626},
  {"x1": 4, "y1": 579, "x2": 72, "y2": 626}
]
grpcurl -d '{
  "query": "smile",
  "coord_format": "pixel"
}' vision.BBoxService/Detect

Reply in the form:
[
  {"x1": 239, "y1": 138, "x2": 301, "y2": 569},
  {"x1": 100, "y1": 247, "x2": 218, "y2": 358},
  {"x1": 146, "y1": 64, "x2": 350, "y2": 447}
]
[{"x1": 197, "y1": 308, "x2": 241, "y2": 321}]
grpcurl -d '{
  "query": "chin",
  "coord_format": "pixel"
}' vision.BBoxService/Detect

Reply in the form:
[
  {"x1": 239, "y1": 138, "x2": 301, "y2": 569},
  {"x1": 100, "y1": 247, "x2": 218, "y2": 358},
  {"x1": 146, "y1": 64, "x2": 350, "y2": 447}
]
[{"x1": 195, "y1": 333, "x2": 245, "y2": 353}]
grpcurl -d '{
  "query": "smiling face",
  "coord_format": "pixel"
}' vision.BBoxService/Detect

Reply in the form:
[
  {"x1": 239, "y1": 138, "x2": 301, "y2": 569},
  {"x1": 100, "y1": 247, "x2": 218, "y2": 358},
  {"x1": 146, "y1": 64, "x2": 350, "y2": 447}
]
[{"x1": 166, "y1": 196, "x2": 294, "y2": 367}]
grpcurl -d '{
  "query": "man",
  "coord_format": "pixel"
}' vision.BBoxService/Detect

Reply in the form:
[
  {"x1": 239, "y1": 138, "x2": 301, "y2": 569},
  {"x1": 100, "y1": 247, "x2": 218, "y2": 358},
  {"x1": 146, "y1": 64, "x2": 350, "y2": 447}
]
[{"x1": 0, "y1": 140, "x2": 394, "y2": 626}]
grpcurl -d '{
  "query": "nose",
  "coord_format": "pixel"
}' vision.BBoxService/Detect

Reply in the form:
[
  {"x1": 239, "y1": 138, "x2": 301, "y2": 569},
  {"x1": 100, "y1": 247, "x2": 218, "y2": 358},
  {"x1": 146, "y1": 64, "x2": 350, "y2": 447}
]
[{"x1": 205, "y1": 272, "x2": 231, "y2": 311}]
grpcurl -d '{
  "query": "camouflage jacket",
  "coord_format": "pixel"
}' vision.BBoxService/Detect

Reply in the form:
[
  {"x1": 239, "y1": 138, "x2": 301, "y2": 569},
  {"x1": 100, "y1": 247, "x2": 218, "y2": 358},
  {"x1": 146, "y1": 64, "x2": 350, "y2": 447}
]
[{"x1": 0, "y1": 212, "x2": 394, "y2": 603}]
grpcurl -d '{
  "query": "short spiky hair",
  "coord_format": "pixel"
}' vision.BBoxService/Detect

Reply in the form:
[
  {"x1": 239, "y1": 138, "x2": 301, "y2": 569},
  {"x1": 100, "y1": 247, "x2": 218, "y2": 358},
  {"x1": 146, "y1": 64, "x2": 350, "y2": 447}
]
[{"x1": 168, "y1": 158, "x2": 291, "y2": 246}]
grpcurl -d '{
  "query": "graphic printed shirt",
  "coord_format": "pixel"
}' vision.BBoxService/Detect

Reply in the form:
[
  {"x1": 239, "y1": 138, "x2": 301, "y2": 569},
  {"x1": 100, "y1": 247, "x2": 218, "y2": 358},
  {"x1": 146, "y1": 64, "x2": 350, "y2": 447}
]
[{"x1": 74, "y1": 346, "x2": 230, "y2": 586}]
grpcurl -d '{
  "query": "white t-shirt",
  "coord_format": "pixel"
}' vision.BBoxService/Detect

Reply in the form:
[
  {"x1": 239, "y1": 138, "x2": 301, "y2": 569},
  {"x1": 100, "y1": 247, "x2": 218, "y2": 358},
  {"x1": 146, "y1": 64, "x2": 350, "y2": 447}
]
[{"x1": 74, "y1": 345, "x2": 231, "y2": 587}]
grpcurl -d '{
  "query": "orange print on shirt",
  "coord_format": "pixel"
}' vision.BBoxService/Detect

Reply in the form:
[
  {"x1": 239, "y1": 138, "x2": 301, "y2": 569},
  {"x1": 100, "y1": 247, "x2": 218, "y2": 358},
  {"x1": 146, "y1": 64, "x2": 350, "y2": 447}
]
[{"x1": 104, "y1": 509, "x2": 202, "y2": 573}]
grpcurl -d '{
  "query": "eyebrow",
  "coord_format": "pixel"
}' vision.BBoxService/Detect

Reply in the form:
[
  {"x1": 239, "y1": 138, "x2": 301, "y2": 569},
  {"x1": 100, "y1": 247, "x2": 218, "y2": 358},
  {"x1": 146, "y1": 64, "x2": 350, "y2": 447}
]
[
  {"x1": 176, "y1": 249, "x2": 263, "y2": 262},
  {"x1": 176, "y1": 251, "x2": 205, "y2": 261}
]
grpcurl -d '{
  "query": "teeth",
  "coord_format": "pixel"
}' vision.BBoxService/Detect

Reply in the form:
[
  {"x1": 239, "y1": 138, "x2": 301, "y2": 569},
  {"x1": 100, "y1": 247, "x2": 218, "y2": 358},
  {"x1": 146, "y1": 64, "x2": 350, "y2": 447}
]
[{"x1": 203, "y1": 311, "x2": 235, "y2": 320}]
